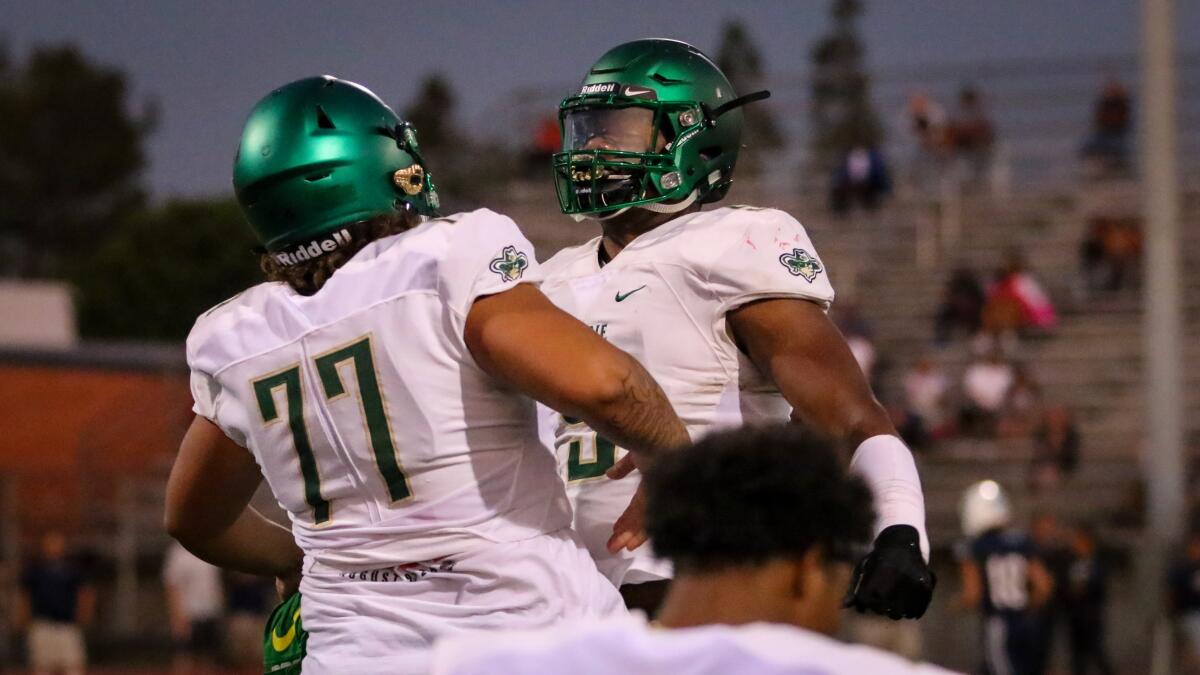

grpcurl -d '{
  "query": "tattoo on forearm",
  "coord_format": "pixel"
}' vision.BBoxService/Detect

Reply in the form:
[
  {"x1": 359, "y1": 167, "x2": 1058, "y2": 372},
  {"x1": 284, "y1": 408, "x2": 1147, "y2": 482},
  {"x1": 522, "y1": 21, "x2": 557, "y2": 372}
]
[{"x1": 593, "y1": 363, "x2": 689, "y2": 455}]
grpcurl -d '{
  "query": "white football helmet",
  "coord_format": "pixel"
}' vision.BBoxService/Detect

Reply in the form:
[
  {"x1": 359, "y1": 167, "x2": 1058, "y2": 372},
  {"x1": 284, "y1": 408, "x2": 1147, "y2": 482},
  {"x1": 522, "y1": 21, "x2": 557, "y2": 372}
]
[{"x1": 960, "y1": 480, "x2": 1012, "y2": 538}]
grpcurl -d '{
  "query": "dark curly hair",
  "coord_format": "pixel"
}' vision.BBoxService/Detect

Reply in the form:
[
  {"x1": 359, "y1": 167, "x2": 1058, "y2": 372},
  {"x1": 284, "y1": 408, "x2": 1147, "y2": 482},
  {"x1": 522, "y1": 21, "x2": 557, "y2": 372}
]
[
  {"x1": 260, "y1": 209, "x2": 422, "y2": 296},
  {"x1": 644, "y1": 424, "x2": 875, "y2": 573}
]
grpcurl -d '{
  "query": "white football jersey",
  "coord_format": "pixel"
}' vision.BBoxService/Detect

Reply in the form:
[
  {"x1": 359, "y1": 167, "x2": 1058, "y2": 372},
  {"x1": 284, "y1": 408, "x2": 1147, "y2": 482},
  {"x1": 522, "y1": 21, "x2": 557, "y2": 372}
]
[
  {"x1": 430, "y1": 615, "x2": 961, "y2": 675},
  {"x1": 187, "y1": 209, "x2": 571, "y2": 569},
  {"x1": 539, "y1": 205, "x2": 835, "y2": 584}
]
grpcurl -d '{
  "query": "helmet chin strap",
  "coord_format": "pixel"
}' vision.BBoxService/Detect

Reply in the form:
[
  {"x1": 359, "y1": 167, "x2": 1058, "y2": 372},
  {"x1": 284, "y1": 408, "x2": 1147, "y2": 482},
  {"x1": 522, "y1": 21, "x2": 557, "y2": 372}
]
[
  {"x1": 571, "y1": 206, "x2": 631, "y2": 222},
  {"x1": 638, "y1": 189, "x2": 698, "y2": 214}
]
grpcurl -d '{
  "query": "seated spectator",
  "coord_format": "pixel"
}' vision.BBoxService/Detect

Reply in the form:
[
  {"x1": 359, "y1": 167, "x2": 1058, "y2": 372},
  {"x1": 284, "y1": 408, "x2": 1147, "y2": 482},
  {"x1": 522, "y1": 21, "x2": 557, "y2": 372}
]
[
  {"x1": 905, "y1": 91, "x2": 950, "y2": 196},
  {"x1": 1030, "y1": 405, "x2": 1081, "y2": 491},
  {"x1": 829, "y1": 145, "x2": 891, "y2": 215},
  {"x1": 1080, "y1": 216, "x2": 1142, "y2": 297},
  {"x1": 935, "y1": 267, "x2": 986, "y2": 344},
  {"x1": 907, "y1": 90, "x2": 949, "y2": 154},
  {"x1": 997, "y1": 363, "x2": 1043, "y2": 438},
  {"x1": 903, "y1": 357, "x2": 950, "y2": 441},
  {"x1": 1081, "y1": 78, "x2": 1132, "y2": 176},
  {"x1": 887, "y1": 402, "x2": 931, "y2": 451},
  {"x1": 947, "y1": 85, "x2": 995, "y2": 188},
  {"x1": 834, "y1": 303, "x2": 879, "y2": 387},
  {"x1": 959, "y1": 348, "x2": 1014, "y2": 437},
  {"x1": 981, "y1": 251, "x2": 1058, "y2": 349},
  {"x1": 847, "y1": 333, "x2": 877, "y2": 384}
]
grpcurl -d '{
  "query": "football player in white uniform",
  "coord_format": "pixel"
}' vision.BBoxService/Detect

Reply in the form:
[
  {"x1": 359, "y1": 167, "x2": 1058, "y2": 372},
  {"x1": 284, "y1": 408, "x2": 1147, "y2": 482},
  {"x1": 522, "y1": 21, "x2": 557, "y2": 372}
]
[
  {"x1": 541, "y1": 39, "x2": 934, "y2": 618},
  {"x1": 431, "y1": 426, "x2": 960, "y2": 675},
  {"x1": 162, "y1": 76, "x2": 689, "y2": 675}
]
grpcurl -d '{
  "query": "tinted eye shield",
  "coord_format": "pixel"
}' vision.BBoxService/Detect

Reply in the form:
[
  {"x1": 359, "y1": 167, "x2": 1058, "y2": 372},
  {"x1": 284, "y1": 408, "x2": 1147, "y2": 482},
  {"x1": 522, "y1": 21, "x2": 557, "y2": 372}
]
[{"x1": 552, "y1": 90, "x2": 771, "y2": 214}]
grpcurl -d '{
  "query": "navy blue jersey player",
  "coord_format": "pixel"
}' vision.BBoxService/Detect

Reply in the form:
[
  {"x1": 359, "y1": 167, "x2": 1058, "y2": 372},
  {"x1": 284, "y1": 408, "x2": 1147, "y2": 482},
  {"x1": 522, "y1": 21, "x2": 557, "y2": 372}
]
[{"x1": 957, "y1": 481, "x2": 1054, "y2": 675}]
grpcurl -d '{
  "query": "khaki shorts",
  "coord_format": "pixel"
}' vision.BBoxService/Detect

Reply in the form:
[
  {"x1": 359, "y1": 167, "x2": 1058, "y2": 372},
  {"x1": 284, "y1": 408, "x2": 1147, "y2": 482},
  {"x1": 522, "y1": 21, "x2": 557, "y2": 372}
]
[{"x1": 28, "y1": 620, "x2": 86, "y2": 672}]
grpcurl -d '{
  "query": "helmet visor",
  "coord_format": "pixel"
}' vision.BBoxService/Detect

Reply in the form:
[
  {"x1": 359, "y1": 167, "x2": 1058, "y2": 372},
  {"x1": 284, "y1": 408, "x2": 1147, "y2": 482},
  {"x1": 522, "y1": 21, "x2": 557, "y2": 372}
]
[{"x1": 562, "y1": 106, "x2": 656, "y2": 154}]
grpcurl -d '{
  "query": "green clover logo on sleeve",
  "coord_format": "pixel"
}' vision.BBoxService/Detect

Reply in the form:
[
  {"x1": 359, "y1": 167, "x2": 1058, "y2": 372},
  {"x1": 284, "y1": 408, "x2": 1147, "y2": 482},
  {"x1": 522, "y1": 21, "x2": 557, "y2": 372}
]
[
  {"x1": 779, "y1": 248, "x2": 824, "y2": 283},
  {"x1": 489, "y1": 245, "x2": 529, "y2": 282}
]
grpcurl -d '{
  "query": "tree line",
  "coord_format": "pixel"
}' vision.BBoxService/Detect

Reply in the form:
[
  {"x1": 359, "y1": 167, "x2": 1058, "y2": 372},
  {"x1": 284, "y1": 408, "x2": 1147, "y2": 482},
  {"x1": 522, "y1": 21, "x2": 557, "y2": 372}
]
[{"x1": 0, "y1": 2, "x2": 876, "y2": 340}]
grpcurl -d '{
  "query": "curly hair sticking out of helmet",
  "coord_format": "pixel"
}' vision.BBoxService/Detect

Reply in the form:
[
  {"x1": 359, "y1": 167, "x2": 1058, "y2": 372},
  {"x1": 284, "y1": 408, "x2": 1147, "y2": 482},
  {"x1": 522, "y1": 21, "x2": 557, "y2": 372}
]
[{"x1": 260, "y1": 208, "x2": 422, "y2": 296}]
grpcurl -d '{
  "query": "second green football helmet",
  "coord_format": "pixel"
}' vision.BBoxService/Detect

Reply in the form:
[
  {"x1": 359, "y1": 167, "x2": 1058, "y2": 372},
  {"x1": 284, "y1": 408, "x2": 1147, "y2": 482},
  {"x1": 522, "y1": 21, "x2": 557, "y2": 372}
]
[
  {"x1": 233, "y1": 76, "x2": 439, "y2": 258},
  {"x1": 553, "y1": 39, "x2": 768, "y2": 216}
]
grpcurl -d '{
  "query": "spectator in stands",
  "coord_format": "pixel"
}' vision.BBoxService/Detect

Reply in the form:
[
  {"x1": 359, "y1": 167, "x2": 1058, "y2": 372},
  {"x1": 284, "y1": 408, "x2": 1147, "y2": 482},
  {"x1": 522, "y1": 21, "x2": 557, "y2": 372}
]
[
  {"x1": 164, "y1": 541, "x2": 225, "y2": 673},
  {"x1": 834, "y1": 303, "x2": 879, "y2": 388},
  {"x1": 905, "y1": 91, "x2": 950, "y2": 196},
  {"x1": 1079, "y1": 216, "x2": 1142, "y2": 297},
  {"x1": 903, "y1": 357, "x2": 950, "y2": 442},
  {"x1": 1065, "y1": 525, "x2": 1113, "y2": 675},
  {"x1": 225, "y1": 571, "x2": 272, "y2": 669},
  {"x1": 981, "y1": 251, "x2": 1058, "y2": 351},
  {"x1": 829, "y1": 145, "x2": 891, "y2": 215},
  {"x1": 947, "y1": 85, "x2": 995, "y2": 188},
  {"x1": 934, "y1": 266, "x2": 986, "y2": 344},
  {"x1": 997, "y1": 363, "x2": 1043, "y2": 438},
  {"x1": 523, "y1": 115, "x2": 560, "y2": 177},
  {"x1": 1030, "y1": 406, "x2": 1081, "y2": 491},
  {"x1": 14, "y1": 531, "x2": 95, "y2": 675},
  {"x1": 1029, "y1": 512, "x2": 1073, "y2": 675},
  {"x1": 959, "y1": 348, "x2": 1014, "y2": 437},
  {"x1": 1081, "y1": 78, "x2": 1132, "y2": 176},
  {"x1": 907, "y1": 90, "x2": 949, "y2": 153},
  {"x1": 1169, "y1": 531, "x2": 1200, "y2": 672}
]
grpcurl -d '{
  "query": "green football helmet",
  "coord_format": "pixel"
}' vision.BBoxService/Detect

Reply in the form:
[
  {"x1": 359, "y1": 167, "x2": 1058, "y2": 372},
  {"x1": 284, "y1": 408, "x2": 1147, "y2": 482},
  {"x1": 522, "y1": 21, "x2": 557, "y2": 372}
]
[
  {"x1": 553, "y1": 39, "x2": 769, "y2": 217},
  {"x1": 233, "y1": 76, "x2": 438, "y2": 256}
]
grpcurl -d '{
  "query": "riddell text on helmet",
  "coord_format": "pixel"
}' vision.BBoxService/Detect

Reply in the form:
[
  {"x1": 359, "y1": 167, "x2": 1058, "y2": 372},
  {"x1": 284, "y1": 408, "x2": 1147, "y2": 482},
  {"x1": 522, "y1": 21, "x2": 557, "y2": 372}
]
[{"x1": 274, "y1": 229, "x2": 353, "y2": 266}]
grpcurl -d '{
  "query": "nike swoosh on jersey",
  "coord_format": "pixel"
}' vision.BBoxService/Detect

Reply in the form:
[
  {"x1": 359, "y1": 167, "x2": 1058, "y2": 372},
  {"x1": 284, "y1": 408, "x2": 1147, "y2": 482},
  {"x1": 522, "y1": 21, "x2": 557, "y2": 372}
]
[
  {"x1": 271, "y1": 608, "x2": 302, "y2": 652},
  {"x1": 615, "y1": 285, "x2": 647, "y2": 302}
]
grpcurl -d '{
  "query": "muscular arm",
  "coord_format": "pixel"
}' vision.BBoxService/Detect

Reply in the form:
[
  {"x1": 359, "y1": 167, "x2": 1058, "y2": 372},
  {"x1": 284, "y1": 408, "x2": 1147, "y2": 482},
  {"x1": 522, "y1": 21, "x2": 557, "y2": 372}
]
[
  {"x1": 465, "y1": 283, "x2": 689, "y2": 458},
  {"x1": 730, "y1": 298, "x2": 929, "y2": 559},
  {"x1": 165, "y1": 416, "x2": 302, "y2": 577},
  {"x1": 728, "y1": 297, "x2": 893, "y2": 441}
]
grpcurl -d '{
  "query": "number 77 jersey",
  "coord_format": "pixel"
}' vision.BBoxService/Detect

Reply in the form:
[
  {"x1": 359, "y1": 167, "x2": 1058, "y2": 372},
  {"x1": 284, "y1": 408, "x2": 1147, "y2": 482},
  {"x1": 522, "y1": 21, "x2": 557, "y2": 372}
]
[
  {"x1": 538, "y1": 205, "x2": 836, "y2": 585},
  {"x1": 186, "y1": 209, "x2": 571, "y2": 568}
]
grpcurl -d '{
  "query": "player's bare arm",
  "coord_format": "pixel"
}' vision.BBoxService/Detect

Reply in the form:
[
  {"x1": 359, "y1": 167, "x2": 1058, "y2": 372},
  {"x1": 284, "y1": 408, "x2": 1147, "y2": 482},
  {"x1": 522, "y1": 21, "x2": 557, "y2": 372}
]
[
  {"x1": 165, "y1": 416, "x2": 303, "y2": 579},
  {"x1": 728, "y1": 297, "x2": 935, "y2": 620},
  {"x1": 466, "y1": 283, "x2": 689, "y2": 553},
  {"x1": 728, "y1": 297, "x2": 893, "y2": 442},
  {"x1": 465, "y1": 283, "x2": 689, "y2": 457}
]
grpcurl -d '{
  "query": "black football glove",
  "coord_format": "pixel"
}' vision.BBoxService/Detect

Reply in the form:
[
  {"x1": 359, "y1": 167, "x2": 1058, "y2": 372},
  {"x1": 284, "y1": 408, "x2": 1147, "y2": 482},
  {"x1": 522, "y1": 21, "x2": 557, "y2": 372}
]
[{"x1": 843, "y1": 524, "x2": 936, "y2": 620}]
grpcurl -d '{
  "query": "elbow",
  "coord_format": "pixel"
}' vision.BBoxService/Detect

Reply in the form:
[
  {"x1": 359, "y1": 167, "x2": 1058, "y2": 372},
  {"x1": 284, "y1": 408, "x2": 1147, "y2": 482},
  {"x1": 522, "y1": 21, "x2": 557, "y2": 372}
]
[
  {"x1": 163, "y1": 505, "x2": 187, "y2": 543},
  {"x1": 559, "y1": 354, "x2": 636, "y2": 419},
  {"x1": 163, "y1": 499, "x2": 201, "y2": 545}
]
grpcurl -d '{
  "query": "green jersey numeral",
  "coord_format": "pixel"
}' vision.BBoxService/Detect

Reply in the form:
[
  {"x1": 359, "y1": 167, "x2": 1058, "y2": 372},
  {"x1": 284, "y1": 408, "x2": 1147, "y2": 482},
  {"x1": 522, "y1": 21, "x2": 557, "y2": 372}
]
[
  {"x1": 252, "y1": 335, "x2": 410, "y2": 525},
  {"x1": 567, "y1": 434, "x2": 618, "y2": 482},
  {"x1": 254, "y1": 367, "x2": 330, "y2": 524},
  {"x1": 314, "y1": 337, "x2": 411, "y2": 503}
]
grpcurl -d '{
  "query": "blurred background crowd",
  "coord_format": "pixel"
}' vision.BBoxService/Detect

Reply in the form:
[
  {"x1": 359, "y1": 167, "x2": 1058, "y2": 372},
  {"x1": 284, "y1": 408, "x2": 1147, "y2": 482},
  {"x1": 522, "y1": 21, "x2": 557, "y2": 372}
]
[{"x1": 0, "y1": 0, "x2": 1197, "y2": 672}]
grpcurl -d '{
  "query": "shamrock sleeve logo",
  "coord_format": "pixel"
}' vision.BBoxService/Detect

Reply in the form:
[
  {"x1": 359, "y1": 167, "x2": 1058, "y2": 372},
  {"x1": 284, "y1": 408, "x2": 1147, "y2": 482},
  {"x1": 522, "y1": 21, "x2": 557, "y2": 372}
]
[
  {"x1": 489, "y1": 245, "x2": 530, "y2": 282},
  {"x1": 778, "y1": 248, "x2": 824, "y2": 283}
]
